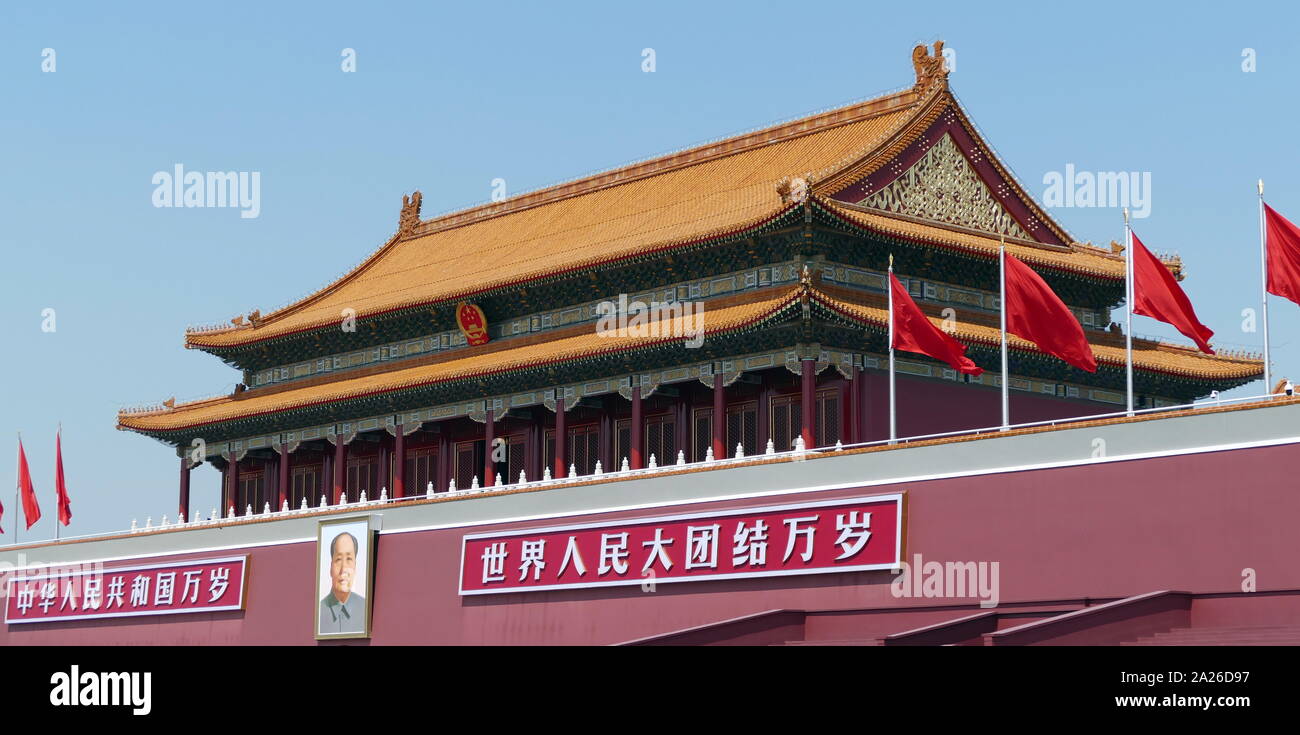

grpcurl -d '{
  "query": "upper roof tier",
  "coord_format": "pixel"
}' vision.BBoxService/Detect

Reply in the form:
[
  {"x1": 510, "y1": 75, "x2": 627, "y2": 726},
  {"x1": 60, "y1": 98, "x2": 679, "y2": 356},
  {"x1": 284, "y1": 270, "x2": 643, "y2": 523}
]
[{"x1": 184, "y1": 42, "x2": 1139, "y2": 354}]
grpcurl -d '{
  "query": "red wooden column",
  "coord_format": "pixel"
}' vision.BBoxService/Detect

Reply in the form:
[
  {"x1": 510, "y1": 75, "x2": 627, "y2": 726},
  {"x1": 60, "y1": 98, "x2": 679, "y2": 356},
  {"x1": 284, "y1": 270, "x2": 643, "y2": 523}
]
[
  {"x1": 178, "y1": 456, "x2": 191, "y2": 521},
  {"x1": 630, "y1": 386, "x2": 643, "y2": 469},
  {"x1": 278, "y1": 443, "x2": 290, "y2": 509},
  {"x1": 332, "y1": 437, "x2": 346, "y2": 504},
  {"x1": 712, "y1": 373, "x2": 725, "y2": 460},
  {"x1": 484, "y1": 409, "x2": 496, "y2": 486},
  {"x1": 393, "y1": 425, "x2": 406, "y2": 498},
  {"x1": 554, "y1": 397, "x2": 567, "y2": 478},
  {"x1": 801, "y1": 358, "x2": 816, "y2": 448}
]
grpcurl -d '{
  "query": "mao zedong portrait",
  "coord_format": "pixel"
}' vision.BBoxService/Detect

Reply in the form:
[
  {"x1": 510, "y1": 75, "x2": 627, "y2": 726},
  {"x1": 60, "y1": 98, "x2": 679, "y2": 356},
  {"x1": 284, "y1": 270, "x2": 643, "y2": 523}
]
[{"x1": 319, "y1": 530, "x2": 366, "y2": 635}]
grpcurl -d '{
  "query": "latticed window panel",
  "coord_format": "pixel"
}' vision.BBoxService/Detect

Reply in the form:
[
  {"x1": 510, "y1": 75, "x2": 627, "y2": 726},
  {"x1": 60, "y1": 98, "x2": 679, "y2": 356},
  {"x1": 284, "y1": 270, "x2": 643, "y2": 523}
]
[
  {"x1": 645, "y1": 415, "x2": 674, "y2": 466},
  {"x1": 545, "y1": 432, "x2": 556, "y2": 473},
  {"x1": 571, "y1": 429, "x2": 588, "y2": 476},
  {"x1": 238, "y1": 473, "x2": 265, "y2": 514},
  {"x1": 727, "y1": 402, "x2": 758, "y2": 457},
  {"x1": 692, "y1": 409, "x2": 713, "y2": 461},
  {"x1": 772, "y1": 392, "x2": 841, "y2": 449},
  {"x1": 346, "y1": 459, "x2": 378, "y2": 499},
  {"x1": 291, "y1": 465, "x2": 321, "y2": 507},
  {"x1": 455, "y1": 442, "x2": 477, "y2": 490},
  {"x1": 567, "y1": 425, "x2": 600, "y2": 476},
  {"x1": 646, "y1": 421, "x2": 660, "y2": 464},
  {"x1": 815, "y1": 389, "x2": 841, "y2": 448},
  {"x1": 584, "y1": 429, "x2": 601, "y2": 474},
  {"x1": 771, "y1": 396, "x2": 802, "y2": 452},
  {"x1": 405, "y1": 449, "x2": 436, "y2": 495},
  {"x1": 507, "y1": 439, "x2": 526, "y2": 483},
  {"x1": 615, "y1": 420, "x2": 632, "y2": 468}
]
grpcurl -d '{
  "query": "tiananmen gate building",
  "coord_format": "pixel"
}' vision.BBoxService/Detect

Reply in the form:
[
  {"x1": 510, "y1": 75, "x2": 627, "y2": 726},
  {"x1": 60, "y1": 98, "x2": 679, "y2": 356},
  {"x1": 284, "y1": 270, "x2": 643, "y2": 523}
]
[{"x1": 4, "y1": 42, "x2": 1298, "y2": 646}]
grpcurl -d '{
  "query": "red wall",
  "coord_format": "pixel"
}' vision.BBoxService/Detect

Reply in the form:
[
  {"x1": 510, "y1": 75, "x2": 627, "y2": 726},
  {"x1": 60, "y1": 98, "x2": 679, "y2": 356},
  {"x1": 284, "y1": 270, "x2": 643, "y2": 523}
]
[
  {"x1": 4, "y1": 441, "x2": 1296, "y2": 646},
  {"x1": 863, "y1": 372, "x2": 1112, "y2": 440}
]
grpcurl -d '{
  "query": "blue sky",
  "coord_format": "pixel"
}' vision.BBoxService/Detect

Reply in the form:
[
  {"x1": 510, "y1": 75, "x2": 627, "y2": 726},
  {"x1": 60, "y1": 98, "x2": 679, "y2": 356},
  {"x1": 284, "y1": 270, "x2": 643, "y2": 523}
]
[{"x1": 2, "y1": 0, "x2": 1298, "y2": 539}]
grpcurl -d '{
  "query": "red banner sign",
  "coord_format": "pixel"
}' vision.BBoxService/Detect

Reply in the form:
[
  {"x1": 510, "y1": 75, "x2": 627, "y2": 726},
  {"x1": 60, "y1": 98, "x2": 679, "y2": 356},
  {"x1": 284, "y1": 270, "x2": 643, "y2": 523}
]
[
  {"x1": 4, "y1": 556, "x2": 248, "y2": 624},
  {"x1": 456, "y1": 302, "x2": 490, "y2": 346},
  {"x1": 460, "y1": 494, "x2": 903, "y2": 595}
]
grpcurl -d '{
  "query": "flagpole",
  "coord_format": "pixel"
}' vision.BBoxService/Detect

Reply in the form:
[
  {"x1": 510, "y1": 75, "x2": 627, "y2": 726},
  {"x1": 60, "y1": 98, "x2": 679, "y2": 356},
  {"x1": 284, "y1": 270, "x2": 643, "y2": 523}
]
[
  {"x1": 1259, "y1": 179, "x2": 1272, "y2": 393},
  {"x1": 55, "y1": 424, "x2": 60, "y2": 541},
  {"x1": 888, "y1": 255, "x2": 897, "y2": 443},
  {"x1": 1124, "y1": 208, "x2": 1134, "y2": 416},
  {"x1": 14, "y1": 433, "x2": 20, "y2": 545},
  {"x1": 1000, "y1": 237, "x2": 1009, "y2": 430}
]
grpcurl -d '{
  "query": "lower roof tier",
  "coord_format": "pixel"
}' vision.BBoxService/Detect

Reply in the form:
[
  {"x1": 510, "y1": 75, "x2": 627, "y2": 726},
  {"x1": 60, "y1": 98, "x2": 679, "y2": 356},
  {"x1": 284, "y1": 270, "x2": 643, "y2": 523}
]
[{"x1": 119, "y1": 283, "x2": 1263, "y2": 446}]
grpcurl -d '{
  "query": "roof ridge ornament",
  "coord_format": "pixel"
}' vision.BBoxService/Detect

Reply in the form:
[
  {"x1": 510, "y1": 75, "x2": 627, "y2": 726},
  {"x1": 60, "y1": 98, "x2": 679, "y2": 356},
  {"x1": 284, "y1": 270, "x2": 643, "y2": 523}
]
[
  {"x1": 776, "y1": 175, "x2": 810, "y2": 204},
  {"x1": 398, "y1": 190, "x2": 423, "y2": 238},
  {"x1": 911, "y1": 40, "x2": 948, "y2": 93}
]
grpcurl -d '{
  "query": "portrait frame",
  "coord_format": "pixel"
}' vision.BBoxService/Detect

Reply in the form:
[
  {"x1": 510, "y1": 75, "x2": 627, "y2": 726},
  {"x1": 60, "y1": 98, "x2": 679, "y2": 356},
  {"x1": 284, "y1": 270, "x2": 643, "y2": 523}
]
[{"x1": 314, "y1": 515, "x2": 377, "y2": 640}]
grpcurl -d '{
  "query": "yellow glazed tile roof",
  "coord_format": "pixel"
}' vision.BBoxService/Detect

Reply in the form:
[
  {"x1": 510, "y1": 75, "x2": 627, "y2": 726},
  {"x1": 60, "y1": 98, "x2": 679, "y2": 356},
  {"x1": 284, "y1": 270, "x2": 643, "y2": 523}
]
[
  {"x1": 182, "y1": 59, "x2": 1176, "y2": 353},
  {"x1": 186, "y1": 94, "x2": 922, "y2": 350},
  {"x1": 124, "y1": 289, "x2": 804, "y2": 433}
]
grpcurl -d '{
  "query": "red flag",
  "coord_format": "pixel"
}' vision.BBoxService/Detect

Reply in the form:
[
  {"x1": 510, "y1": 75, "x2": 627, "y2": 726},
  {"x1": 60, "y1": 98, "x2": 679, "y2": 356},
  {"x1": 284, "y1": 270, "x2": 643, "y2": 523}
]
[
  {"x1": 1265, "y1": 203, "x2": 1300, "y2": 306},
  {"x1": 1003, "y1": 251, "x2": 1097, "y2": 372},
  {"x1": 55, "y1": 430, "x2": 72, "y2": 526},
  {"x1": 17, "y1": 437, "x2": 41, "y2": 530},
  {"x1": 1130, "y1": 231, "x2": 1214, "y2": 354},
  {"x1": 890, "y1": 272, "x2": 983, "y2": 375}
]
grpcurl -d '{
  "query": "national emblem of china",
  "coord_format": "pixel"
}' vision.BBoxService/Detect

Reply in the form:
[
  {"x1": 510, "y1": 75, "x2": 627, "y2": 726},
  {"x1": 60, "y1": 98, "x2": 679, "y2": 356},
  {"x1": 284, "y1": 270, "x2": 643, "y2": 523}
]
[{"x1": 456, "y1": 302, "x2": 490, "y2": 346}]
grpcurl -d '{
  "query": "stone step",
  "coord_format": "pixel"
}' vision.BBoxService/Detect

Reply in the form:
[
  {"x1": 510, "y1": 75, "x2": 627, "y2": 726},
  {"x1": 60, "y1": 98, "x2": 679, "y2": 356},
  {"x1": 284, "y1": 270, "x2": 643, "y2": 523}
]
[
  {"x1": 1123, "y1": 639, "x2": 1300, "y2": 646},
  {"x1": 1149, "y1": 628, "x2": 1300, "y2": 639},
  {"x1": 780, "y1": 638, "x2": 882, "y2": 646},
  {"x1": 1123, "y1": 625, "x2": 1300, "y2": 646}
]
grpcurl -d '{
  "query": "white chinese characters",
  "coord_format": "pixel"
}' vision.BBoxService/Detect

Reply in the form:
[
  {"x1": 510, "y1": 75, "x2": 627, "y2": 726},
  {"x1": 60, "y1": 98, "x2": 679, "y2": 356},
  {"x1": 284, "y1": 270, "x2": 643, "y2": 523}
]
[
  {"x1": 7, "y1": 563, "x2": 240, "y2": 619},
  {"x1": 464, "y1": 500, "x2": 894, "y2": 594}
]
